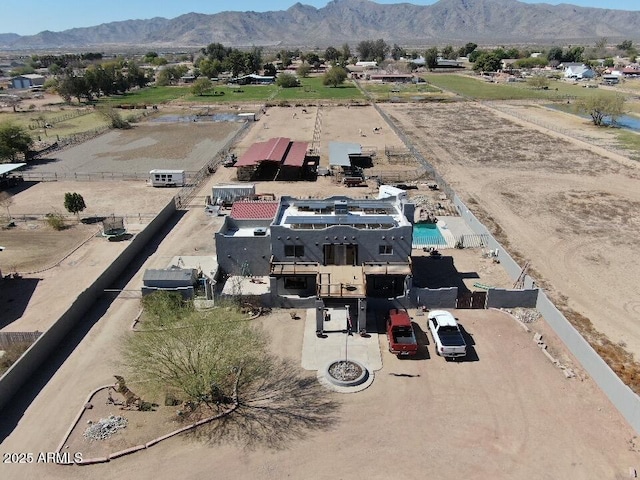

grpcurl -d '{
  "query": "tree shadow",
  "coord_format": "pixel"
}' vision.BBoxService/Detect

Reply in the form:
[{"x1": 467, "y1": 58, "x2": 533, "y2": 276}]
[{"x1": 189, "y1": 359, "x2": 341, "y2": 450}]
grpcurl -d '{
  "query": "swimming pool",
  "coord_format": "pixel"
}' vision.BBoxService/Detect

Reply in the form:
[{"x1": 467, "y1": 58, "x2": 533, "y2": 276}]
[{"x1": 412, "y1": 222, "x2": 446, "y2": 247}]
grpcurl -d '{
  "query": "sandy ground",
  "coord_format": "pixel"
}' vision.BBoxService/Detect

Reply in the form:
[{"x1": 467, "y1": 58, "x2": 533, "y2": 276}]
[
  {"x1": 2, "y1": 104, "x2": 640, "y2": 478},
  {"x1": 25, "y1": 121, "x2": 242, "y2": 176},
  {"x1": 1, "y1": 162, "x2": 638, "y2": 477},
  {"x1": 382, "y1": 102, "x2": 640, "y2": 358}
]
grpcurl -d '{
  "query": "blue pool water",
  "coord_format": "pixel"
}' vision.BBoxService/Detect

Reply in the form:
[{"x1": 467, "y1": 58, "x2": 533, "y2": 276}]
[
  {"x1": 412, "y1": 222, "x2": 446, "y2": 246},
  {"x1": 547, "y1": 104, "x2": 640, "y2": 132}
]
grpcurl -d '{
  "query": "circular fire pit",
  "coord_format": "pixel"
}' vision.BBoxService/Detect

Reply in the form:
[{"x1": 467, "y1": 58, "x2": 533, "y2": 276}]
[{"x1": 325, "y1": 360, "x2": 369, "y2": 387}]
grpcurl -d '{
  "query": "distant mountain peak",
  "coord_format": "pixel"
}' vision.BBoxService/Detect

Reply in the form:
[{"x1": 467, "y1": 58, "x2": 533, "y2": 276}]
[{"x1": 1, "y1": 0, "x2": 639, "y2": 51}]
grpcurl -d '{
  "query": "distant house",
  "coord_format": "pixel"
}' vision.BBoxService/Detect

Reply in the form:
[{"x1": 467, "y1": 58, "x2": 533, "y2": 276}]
[
  {"x1": 436, "y1": 58, "x2": 463, "y2": 68},
  {"x1": 232, "y1": 74, "x2": 275, "y2": 85},
  {"x1": 355, "y1": 61, "x2": 378, "y2": 68},
  {"x1": 562, "y1": 63, "x2": 595, "y2": 79},
  {"x1": 408, "y1": 57, "x2": 463, "y2": 69},
  {"x1": 622, "y1": 66, "x2": 640, "y2": 77},
  {"x1": 368, "y1": 74, "x2": 414, "y2": 83},
  {"x1": 11, "y1": 74, "x2": 45, "y2": 89},
  {"x1": 500, "y1": 59, "x2": 519, "y2": 71}
]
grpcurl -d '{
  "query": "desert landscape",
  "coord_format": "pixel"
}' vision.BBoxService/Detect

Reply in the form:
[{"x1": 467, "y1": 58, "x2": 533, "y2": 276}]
[{"x1": 1, "y1": 99, "x2": 640, "y2": 478}]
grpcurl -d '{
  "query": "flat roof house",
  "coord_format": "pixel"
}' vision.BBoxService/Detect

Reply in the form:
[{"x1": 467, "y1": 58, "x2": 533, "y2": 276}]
[{"x1": 215, "y1": 195, "x2": 415, "y2": 332}]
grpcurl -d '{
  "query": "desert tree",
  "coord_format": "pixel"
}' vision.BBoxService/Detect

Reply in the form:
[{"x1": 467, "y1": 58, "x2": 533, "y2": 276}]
[
  {"x1": 64, "y1": 192, "x2": 86, "y2": 218},
  {"x1": 575, "y1": 94, "x2": 625, "y2": 127},
  {"x1": 424, "y1": 47, "x2": 439, "y2": 70},
  {"x1": 123, "y1": 292, "x2": 340, "y2": 446},
  {"x1": 0, "y1": 122, "x2": 33, "y2": 161},
  {"x1": 296, "y1": 62, "x2": 311, "y2": 78},
  {"x1": 527, "y1": 75, "x2": 550, "y2": 90},
  {"x1": 276, "y1": 72, "x2": 299, "y2": 88},
  {"x1": 122, "y1": 292, "x2": 268, "y2": 408},
  {"x1": 191, "y1": 77, "x2": 213, "y2": 96},
  {"x1": 322, "y1": 66, "x2": 348, "y2": 87}
]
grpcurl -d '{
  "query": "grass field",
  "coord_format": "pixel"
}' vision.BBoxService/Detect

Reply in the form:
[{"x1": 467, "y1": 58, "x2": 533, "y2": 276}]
[
  {"x1": 359, "y1": 81, "x2": 445, "y2": 101},
  {"x1": 98, "y1": 86, "x2": 191, "y2": 105},
  {"x1": 95, "y1": 77, "x2": 365, "y2": 106},
  {"x1": 274, "y1": 77, "x2": 364, "y2": 101},
  {"x1": 0, "y1": 110, "x2": 109, "y2": 141}
]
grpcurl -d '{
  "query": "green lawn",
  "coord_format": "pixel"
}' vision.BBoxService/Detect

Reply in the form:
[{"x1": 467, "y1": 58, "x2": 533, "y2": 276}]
[
  {"x1": 359, "y1": 82, "x2": 444, "y2": 101},
  {"x1": 98, "y1": 86, "x2": 190, "y2": 105},
  {"x1": 422, "y1": 74, "x2": 624, "y2": 101},
  {"x1": 273, "y1": 76, "x2": 364, "y2": 101},
  {"x1": 185, "y1": 84, "x2": 277, "y2": 102}
]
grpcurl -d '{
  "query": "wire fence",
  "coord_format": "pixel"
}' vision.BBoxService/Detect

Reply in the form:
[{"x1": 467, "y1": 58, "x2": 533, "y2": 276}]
[
  {"x1": 174, "y1": 121, "x2": 251, "y2": 209},
  {"x1": 27, "y1": 109, "x2": 93, "y2": 130}
]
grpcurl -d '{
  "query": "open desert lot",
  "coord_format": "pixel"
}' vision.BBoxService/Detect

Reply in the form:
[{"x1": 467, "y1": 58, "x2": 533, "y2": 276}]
[
  {"x1": 24, "y1": 121, "x2": 242, "y2": 176},
  {"x1": 382, "y1": 102, "x2": 640, "y2": 357},
  {"x1": 2, "y1": 101, "x2": 640, "y2": 479},
  {"x1": 1, "y1": 183, "x2": 637, "y2": 479}
]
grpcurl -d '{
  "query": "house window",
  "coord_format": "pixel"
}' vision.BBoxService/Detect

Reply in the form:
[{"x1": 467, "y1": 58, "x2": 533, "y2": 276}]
[
  {"x1": 284, "y1": 277, "x2": 308, "y2": 290},
  {"x1": 285, "y1": 245, "x2": 304, "y2": 257},
  {"x1": 379, "y1": 245, "x2": 393, "y2": 255}
]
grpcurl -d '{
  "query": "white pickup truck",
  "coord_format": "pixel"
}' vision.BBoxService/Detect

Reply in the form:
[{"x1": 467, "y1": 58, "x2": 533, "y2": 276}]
[{"x1": 427, "y1": 310, "x2": 467, "y2": 359}]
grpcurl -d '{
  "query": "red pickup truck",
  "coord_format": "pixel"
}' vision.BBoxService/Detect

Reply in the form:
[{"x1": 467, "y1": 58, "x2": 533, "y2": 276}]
[{"x1": 386, "y1": 309, "x2": 418, "y2": 356}]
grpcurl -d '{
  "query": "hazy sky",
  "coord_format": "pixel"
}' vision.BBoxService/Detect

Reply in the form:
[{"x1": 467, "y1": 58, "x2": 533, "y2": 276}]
[{"x1": 2, "y1": 0, "x2": 639, "y2": 36}]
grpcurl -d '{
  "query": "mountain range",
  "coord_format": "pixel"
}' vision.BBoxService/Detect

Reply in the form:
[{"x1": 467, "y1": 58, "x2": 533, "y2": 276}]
[{"x1": 2, "y1": 0, "x2": 640, "y2": 51}]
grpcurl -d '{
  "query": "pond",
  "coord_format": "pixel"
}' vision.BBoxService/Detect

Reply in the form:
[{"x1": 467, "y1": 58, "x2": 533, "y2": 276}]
[{"x1": 546, "y1": 104, "x2": 640, "y2": 131}]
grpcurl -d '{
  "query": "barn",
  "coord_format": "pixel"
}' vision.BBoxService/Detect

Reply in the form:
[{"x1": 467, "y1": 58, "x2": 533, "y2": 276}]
[{"x1": 235, "y1": 137, "x2": 317, "y2": 181}]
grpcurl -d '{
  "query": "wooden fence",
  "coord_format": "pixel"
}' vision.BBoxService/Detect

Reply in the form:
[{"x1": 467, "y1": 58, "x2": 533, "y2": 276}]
[{"x1": 0, "y1": 331, "x2": 42, "y2": 349}]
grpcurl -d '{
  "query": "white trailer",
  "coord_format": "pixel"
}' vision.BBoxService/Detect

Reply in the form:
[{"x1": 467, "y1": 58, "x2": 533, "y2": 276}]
[
  {"x1": 150, "y1": 169, "x2": 185, "y2": 187},
  {"x1": 212, "y1": 183, "x2": 256, "y2": 205}
]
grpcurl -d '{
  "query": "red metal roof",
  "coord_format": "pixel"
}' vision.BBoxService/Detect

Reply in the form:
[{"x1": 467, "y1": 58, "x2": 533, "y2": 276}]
[
  {"x1": 235, "y1": 137, "x2": 291, "y2": 167},
  {"x1": 230, "y1": 201, "x2": 280, "y2": 220},
  {"x1": 282, "y1": 141, "x2": 308, "y2": 167}
]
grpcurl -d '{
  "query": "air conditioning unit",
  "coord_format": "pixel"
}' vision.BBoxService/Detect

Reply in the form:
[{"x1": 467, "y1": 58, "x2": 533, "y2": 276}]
[{"x1": 253, "y1": 227, "x2": 267, "y2": 236}]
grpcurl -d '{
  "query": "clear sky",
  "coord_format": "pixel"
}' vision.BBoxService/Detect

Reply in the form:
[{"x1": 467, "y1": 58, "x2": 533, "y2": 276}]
[{"x1": 1, "y1": 0, "x2": 639, "y2": 36}]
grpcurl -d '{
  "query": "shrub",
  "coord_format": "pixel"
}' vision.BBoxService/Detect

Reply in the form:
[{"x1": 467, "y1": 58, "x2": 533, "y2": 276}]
[
  {"x1": 276, "y1": 72, "x2": 299, "y2": 88},
  {"x1": 45, "y1": 212, "x2": 65, "y2": 230}
]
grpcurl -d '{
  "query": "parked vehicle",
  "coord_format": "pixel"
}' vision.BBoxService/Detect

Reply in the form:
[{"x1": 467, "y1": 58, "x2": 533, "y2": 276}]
[
  {"x1": 386, "y1": 309, "x2": 418, "y2": 356},
  {"x1": 222, "y1": 153, "x2": 237, "y2": 167},
  {"x1": 149, "y1": 169, "x2": 185, "y2": 187},
  {"x1": 427, "y1": 310, "x2": 467, "y2": 359}
]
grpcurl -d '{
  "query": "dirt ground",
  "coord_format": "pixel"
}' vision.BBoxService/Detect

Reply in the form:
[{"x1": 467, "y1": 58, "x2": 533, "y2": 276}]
[
  {"x1": 25, "y1": 121, "x2": 241, "y2": 176},
  {"x1": 382, "y1": 102, "x2": 640, "y2": 359},
  {"x1": 2, "y1": 178, "x2": 638, "y2": 478},
  {"x1": 2, "y1": 103, "x2": 640, "y2": 478}
]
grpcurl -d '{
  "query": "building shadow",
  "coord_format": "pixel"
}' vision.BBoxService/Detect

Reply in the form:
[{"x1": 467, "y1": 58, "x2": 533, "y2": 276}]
[
  {"x1": 0, "y1": 277, "x2": 41, "y2": 328},
  {"x1": 411, "y1": 255, "x2": 479, "y2": 293},
  {"x1": 5, "y1": 180, "x2": 40, "y2": 195}
]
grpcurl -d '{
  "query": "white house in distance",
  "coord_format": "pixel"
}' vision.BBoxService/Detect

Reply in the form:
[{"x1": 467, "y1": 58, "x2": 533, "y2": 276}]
[{"x1": 562, "y1": 63, "x2": 595, "y2": 79}]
